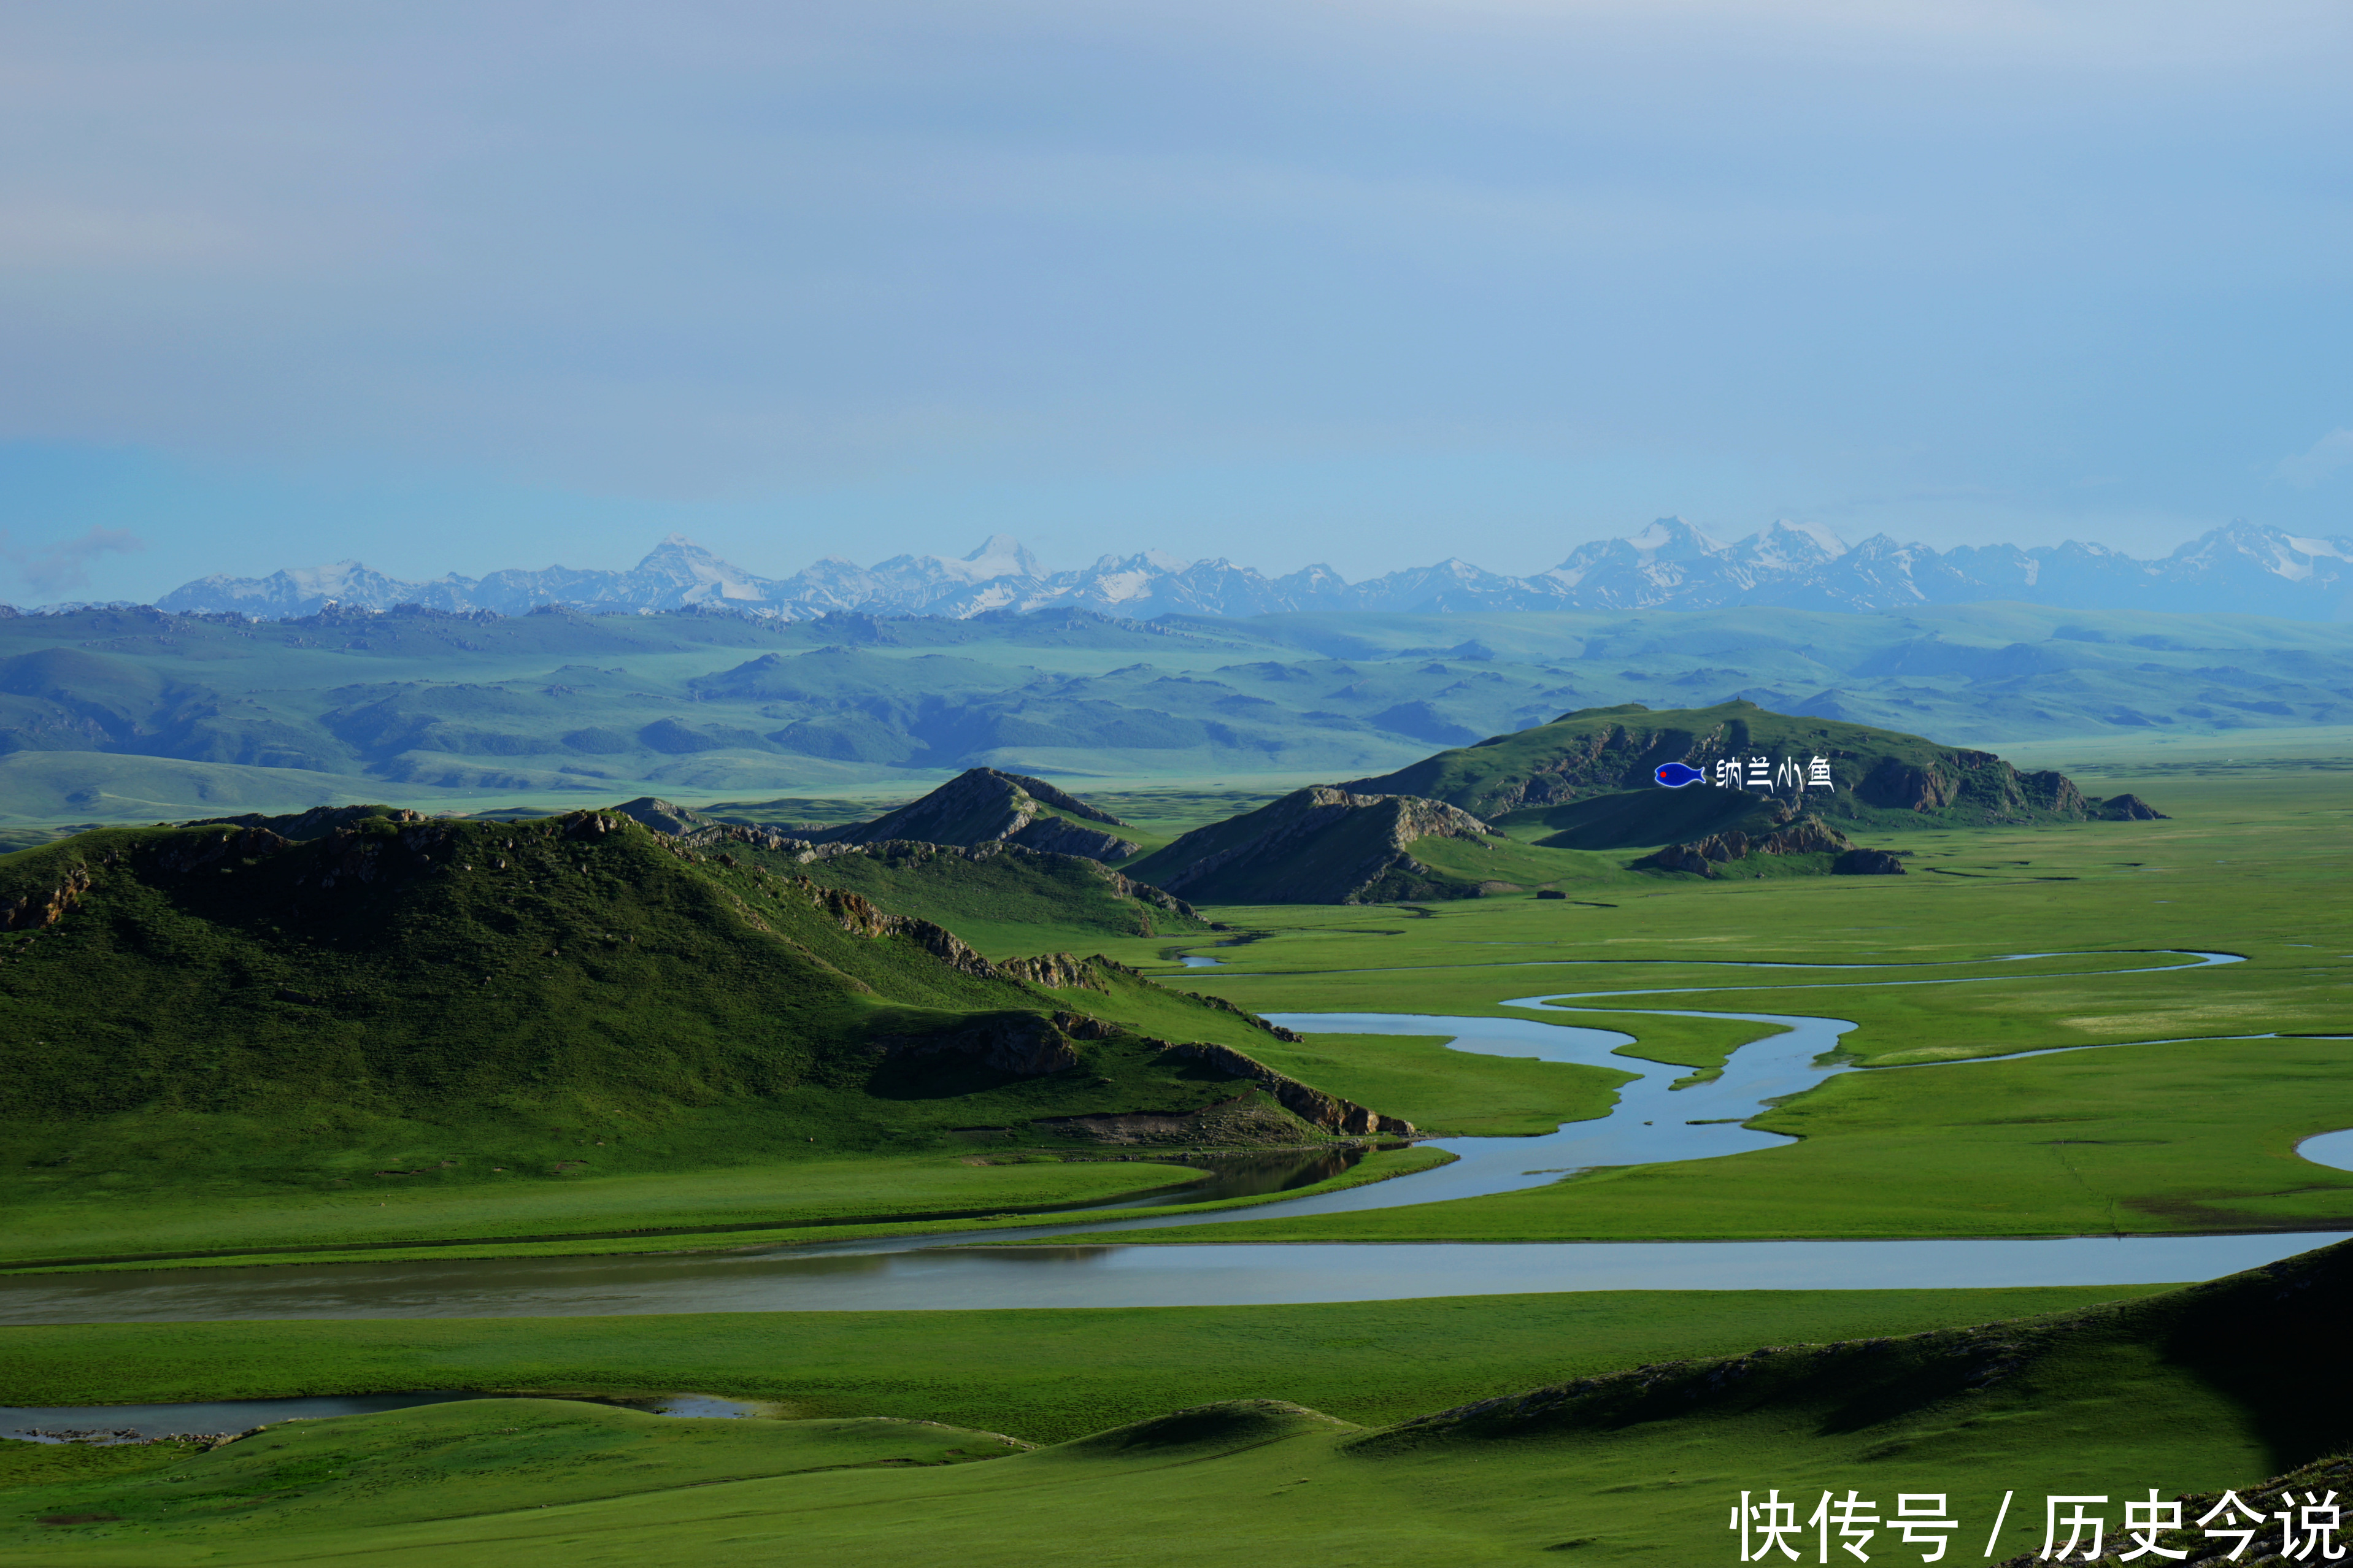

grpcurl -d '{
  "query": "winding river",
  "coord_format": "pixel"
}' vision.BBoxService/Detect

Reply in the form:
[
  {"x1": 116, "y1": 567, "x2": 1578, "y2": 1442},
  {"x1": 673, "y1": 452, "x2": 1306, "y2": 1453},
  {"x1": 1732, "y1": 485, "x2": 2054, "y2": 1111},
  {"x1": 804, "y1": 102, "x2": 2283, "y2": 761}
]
[{"x1": 0, "y1": 950, "x2": 2346, "y2": 1325}]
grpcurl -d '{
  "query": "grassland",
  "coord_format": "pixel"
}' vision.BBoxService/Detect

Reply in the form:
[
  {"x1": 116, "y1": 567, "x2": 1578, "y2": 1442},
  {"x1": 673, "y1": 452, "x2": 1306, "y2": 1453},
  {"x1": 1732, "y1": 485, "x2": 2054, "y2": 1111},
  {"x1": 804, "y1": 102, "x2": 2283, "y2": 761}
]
[
  {"x1": 1092, "y1": 769, "x2": 2353, "y2": 1241},
  {"x1": 9, "y1": 770, "x2": 2343, "y2": 1268},
  {"x1": 0, "y1": 769, "x2": 2349, "y2": 1563},
  {"x1": 0, "y1": 1285, "x2": 2166, "y2": 1439}
]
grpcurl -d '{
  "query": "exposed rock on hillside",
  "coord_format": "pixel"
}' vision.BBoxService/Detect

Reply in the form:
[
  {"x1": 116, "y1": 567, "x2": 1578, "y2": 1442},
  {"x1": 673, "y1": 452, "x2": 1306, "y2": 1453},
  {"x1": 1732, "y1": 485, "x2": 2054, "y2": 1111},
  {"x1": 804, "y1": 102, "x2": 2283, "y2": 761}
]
[
  {"x1": 787, "y1": 880, "x2": 999, "y2": 978},
  {"x1": 1633, "y1": 816, "x2": 1857, "y2": 877},
  {"x1": 1125, "y1": 787, "x2": 1496, "y2": 904},
  {"x1": 1831, "y1": 848, "x2": 1906, "y2": 875},
  {"x1": 1858, "y1": 755, "x2": 2083, "y2": 816},
  {"x1": 809, "y1": 767, "x2": 1142, "y2": 859},
  {"x1": 2097, "y1": 793, "x2": 2169, "y2": 820},
  {"x1": 1158, "y1": 1039, "x2": 1413, "y2": 1136},
  {"x1": 609, "y1": 796, "x2": 723, "y2": 836},
  {"x1": 0, "y1": 863, "x2": 93, "y2": 930}
]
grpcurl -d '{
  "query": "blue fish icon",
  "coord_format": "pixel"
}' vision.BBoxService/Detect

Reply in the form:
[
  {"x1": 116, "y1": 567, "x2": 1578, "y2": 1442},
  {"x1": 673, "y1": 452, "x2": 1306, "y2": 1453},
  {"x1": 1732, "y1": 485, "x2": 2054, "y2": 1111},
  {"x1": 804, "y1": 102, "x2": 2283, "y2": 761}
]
[{"x1": 1654, "y1": 762, "x2": 1705, "y2": 788}]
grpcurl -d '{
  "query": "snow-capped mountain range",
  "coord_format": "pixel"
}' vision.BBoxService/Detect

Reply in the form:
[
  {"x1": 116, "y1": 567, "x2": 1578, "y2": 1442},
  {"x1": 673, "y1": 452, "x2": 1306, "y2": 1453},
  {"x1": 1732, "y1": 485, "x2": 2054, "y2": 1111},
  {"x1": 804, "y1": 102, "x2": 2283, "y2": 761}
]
[{"x1": 152, "y1": 518, "x2": 2353, "y2": 622}]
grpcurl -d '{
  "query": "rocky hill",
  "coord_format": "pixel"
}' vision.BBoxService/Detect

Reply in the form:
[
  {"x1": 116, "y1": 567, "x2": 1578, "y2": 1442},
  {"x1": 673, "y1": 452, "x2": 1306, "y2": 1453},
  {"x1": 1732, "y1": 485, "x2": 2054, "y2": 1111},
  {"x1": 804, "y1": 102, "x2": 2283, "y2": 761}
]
[
  {"x1": 805, "y1": 768, "x2": 1144, "y2": 860},
  {"x1": 1343, "y1": 699, "x2": 2146, "y2": 844},
  {"x1": 0, "y1": 809, "x2": 1377, "y2": 1193},
  {"x1": 1123, "y1": 788, "x2": 1499, "y2": 905}
]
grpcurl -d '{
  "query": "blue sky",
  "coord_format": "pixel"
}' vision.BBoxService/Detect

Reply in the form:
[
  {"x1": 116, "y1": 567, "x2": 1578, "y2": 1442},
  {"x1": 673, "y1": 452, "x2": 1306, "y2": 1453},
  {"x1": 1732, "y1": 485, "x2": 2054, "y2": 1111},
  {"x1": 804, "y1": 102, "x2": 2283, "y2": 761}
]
[{"x1": 1, "y1": 1, "x2": 2347, "y2": 602}]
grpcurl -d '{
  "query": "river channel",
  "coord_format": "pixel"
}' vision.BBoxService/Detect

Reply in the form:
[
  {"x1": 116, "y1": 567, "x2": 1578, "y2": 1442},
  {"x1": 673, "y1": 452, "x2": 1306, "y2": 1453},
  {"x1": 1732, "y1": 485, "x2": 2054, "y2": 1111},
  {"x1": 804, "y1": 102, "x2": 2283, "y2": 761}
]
[{"x1": 1, "y1": 950, "x2": 2345, "y2": 1325}]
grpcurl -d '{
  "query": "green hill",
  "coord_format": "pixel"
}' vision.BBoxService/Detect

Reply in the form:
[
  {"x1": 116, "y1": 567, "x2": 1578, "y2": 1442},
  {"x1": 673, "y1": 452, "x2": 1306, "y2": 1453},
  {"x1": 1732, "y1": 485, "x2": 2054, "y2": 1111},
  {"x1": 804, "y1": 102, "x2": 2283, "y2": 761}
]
[
  {"x1": 0, "y1": 809, "x2": 1346, "y2": 1234},
  {"x1": 598, "y1": 799, "x2": 1207, "y2": 951},
  {"x1": 1344, "y1": 699, "x2": 2145, "y2": 844},
  {"x1": 807, "y1": 767, "x2": 1153, "y2": 859},
  {"x1": 778, "y1": 840, "x2": 1206, "y2": 951},
  {"x1": 1123, "y1": 787, "x2": 1505, "y2": 904}
]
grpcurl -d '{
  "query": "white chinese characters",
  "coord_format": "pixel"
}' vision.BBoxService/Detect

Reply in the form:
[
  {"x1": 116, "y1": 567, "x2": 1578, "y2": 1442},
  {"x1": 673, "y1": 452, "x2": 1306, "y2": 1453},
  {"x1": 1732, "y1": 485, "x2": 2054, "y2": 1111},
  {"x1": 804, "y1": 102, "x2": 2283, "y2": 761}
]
[
  {"x1": 1725, "y1": 1487, "x2": 2344, "y2": 1563},
  {"x1": 1708, "y1": 755, "x2": 1836, "y2": 793}
]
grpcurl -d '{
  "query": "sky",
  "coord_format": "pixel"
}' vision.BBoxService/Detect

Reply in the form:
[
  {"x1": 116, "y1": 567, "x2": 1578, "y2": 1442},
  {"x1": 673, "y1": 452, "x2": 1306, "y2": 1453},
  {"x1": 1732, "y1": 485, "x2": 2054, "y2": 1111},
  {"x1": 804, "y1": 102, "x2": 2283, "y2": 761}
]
[{"x1": 0, "y1": 0, "x2": 2347, "y2": 603}]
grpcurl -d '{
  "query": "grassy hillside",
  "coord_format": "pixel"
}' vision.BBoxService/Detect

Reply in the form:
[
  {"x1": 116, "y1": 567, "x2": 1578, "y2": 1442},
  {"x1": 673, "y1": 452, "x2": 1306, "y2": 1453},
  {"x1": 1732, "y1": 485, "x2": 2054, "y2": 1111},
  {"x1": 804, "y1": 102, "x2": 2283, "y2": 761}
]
[
  {"x1": 1124, "y1": 787, "x2": 1508, "y2": 903},
  {"x1": 1344, "y1": 699, "x2": 2100, "y2": 832},
  {"x1": 0, "y1": 810, "x2": 1342, "y2": 1264},
  {"x1": 783, "y1": 840, "x2": 1208, "y2": 955},
  {"x1": 806, "y1": 768, "x2": 1168, "y2": 859},
  {"x1": 2, "y1": 1243, "x2": 2346, "y2": 1564}
]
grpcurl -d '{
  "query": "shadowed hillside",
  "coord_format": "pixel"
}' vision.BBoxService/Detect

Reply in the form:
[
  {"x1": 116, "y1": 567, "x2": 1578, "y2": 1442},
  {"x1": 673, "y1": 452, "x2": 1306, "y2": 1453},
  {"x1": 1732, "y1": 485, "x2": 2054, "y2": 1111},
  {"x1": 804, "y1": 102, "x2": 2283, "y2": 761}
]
[{"x1": 0, "y1": 809, "x2": 1360, "y2": 1205}]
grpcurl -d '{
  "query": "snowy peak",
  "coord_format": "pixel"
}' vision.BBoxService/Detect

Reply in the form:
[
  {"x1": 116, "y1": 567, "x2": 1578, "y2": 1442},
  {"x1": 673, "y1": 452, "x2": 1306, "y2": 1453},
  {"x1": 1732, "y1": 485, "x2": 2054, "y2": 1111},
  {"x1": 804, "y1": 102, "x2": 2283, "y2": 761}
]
[
  {"x1": 1732, "y1": 520, "x2": 1849, "y2": 572},
  {"x1": 1620, "y1": 516, "x2": 1728, "y2": 559},
  {"x1": 150, "y1": 520, "x2": 2353, "y2": 623}
]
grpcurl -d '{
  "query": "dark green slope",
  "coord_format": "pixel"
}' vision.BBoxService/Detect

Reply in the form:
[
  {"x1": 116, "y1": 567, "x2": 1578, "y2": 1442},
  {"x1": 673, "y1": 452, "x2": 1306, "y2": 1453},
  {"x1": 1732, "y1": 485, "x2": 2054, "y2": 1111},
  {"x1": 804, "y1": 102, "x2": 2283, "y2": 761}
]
[
  {"x1": 0, "y1": 809, "x2": 1301, "y2": 1191},
  {"x1": 782, "y1": 840, "x2": 1205, "y2": 944},
  {"x1": 806, "y1": 767, "x2": 1149, "y2": 859},
  {"x1": 1365, "y1": 1235, "x2": 2353, "y2": 1504},
  {"x1": 1344, "y1": 699, "x2": 2133, "y2": 840}
]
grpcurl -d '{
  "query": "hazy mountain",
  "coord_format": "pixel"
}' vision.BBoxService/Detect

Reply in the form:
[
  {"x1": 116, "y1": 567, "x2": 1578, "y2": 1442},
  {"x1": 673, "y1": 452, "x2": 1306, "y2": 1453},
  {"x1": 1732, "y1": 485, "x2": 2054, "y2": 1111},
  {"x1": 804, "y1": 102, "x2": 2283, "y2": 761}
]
[{"x1": 152, "y1": 518, "x2": 2353, "y2": 624}]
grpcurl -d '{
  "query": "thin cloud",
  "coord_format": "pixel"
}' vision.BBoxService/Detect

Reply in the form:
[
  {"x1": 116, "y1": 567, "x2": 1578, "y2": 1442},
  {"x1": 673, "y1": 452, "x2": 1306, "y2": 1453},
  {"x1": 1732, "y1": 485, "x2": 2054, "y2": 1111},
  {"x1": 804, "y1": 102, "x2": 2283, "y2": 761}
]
[
  {"x1": 2275, "y1": 429, "x2": 2353, "y2": 488},
  {"x1": 0, "y1": 526, "x2": 147, "y2": 598}
]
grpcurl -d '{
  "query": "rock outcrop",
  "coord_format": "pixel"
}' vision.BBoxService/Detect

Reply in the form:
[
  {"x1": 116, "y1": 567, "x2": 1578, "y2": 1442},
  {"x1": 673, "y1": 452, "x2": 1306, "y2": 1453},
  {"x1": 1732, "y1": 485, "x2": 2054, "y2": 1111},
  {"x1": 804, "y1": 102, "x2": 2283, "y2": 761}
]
[
  {"x1": 2097, "y1": 793, "x2": 2169, "y2": 820},
  {"x1": 1633, "y1": 816, "x2": 1855, "y2": 877},
  {"x1": 785, "y1": 880, "x2": 999, "y2": 978},
  {"x1": 1125, "y1": 787, "x2": 1496, "y2": 904},
  {"x1": 998, "y1": 951, "x2": 1107, "y2": 991},
  {"x1": 1831, "y1": 848, "x2": 1906, "y2": 875},
  {"x1": 1157, "y1": 1039, "x2": 1414, "y2": 1136},
  {"x1": 882, "y1": 1012, "x2": 1082, "y2": 1076},
  {"x1": 0, "y1": 863, "x2": 93, "y2": 930}
]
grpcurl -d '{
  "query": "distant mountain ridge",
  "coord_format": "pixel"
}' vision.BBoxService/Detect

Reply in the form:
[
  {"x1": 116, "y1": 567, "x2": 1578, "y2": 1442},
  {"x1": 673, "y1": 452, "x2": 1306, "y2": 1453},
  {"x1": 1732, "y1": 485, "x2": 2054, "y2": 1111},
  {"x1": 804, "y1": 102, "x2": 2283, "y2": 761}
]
[{"x1": 150, "y1": 518, "x2": 2353, "y2": 623}]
